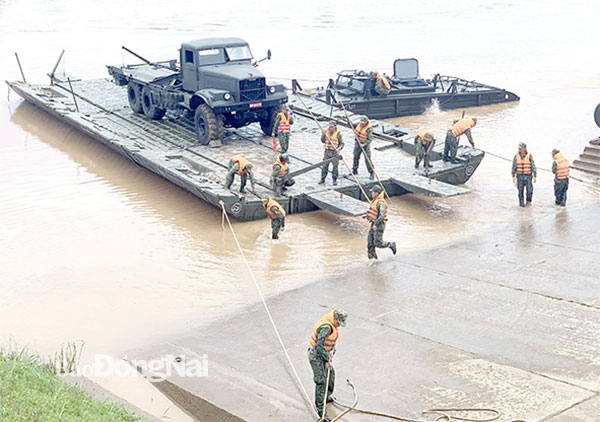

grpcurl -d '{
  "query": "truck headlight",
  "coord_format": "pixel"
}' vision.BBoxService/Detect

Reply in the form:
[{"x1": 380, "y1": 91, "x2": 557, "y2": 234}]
[
  {"x1": 223, "y1": 93, "x2": 232, "y2": 101},
  {"x1": 269, "y1": 86, "x2": 276, "y2": 94}
]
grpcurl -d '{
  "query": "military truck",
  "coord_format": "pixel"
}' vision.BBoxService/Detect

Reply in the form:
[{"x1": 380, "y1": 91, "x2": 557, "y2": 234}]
[{"x1": 107, "y1": 38, "x2": 288, "y2": 144}]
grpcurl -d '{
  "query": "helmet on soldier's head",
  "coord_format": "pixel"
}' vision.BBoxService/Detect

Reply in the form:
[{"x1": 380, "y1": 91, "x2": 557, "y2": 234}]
[
  {"x1": 371, "y1": 185, "x2": 382, "y2": 193},
  {"x1": 334, "y1": 309, "x2": 348, "y2": 327},
  {"x1": 329, "y1": 120, "x2": 337, "y2": 128},
  {"x1": 424, "y1": 132, "x2": 434, "y2": 142},
  {"x1": 472, "y1": 117, "x2": 478, "y2": 125},
  {"x1": 246, "y1": 163, "x2": 253, "y2": 169},
  {"x1": 519, "y1": 142, "x2": 527, "y2": 149},
  {"x1": 280, "y1": 153, "x2": 289, "y2": 162},
  {"x1": 281, "y1": 104, "x2": 289, "y2": 111},
  {"x1": 551, "y1": 148, "x2": 560, "y2": 155},
  {"x1": 360, "y1": 116, "x2": 368, "y2": 124}
]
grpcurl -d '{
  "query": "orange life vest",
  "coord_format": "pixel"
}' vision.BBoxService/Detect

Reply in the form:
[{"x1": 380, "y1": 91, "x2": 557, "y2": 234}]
[
  {"x1": 415, "y1": 130, "x2": 434, "y2": 145},
  {"x1": 515, "y1": 152, "x2": 532, "y2": 175},
  {"x1": 366, "y1": 191, "x2": 388, "y2": 223},
  {"x1": 277, "y1": 112, "x2": 291, "y2": 133},
  {"x1": 324, "y1": 129, "x2": 341, "y2": 150},
  {"x1": 309, "y1": 310, "x2": 339, "y2": 352},
  {"x1": 263, "y1": 197, "x2": 286, "y2": 220},
  {"x1": 230, "y1": 155, "x2": 250, "y2": 175},
  {"x1": 355, "y1": 122, "x2": 373, "y2": 145},
  {"x1": 272, "y1": 155, "x2": 289, "y2": 177},
  {"x1": 553, "y1": 152, "x2": 570, "y2": 180},
  {"x1": 376, "y1": 73, "x2": 391, "y2": 90},
  {"x1": 450, "y1": 118, "x2": 476, "y2": 137}
]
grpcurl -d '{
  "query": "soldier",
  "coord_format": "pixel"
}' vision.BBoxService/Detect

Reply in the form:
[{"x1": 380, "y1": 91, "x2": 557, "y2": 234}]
[
  {"x1": 511, "y1": 142, "x2": 537, "y2": 207},
  {"x1": 224, "y1": 155, "x2": 256, "y2": 194},
  {"x1": 370, "y1": 71, "x2": 392, "y2": 96},
  {"x1": 319, "y1": 121, "x2": 344, "y2": 186},
  {"x1": 271, "y1": 104, "x2": 294, "y2": 154},
  {"x1": 262, "y1": 196, "x2": 286, "y2": 239},
  {"x1": 352, "y1": 116, "x2": 375, "y2": 179},
  {"x1": 308, "y1": 309, "x2": 348, "y2": 422},
  {"x1": 270, "y1": 153, "x2": 295, "y2": 195},
  {"x1": 443, "y1": 117, "x2": 477, "y2": 163},
  {"x1": 414, "y1": 130, "x2": 435, "y2": 169},
  {"x1": 551, "y1": 148, "x2": 570, "y2": 206},
  {"x1": 364, "y1": 185, "x2": 397, "y2": 259}
]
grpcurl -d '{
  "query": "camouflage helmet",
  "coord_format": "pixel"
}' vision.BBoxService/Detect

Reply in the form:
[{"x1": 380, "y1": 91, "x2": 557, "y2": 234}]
[
  {"x1": 551, "y1": 148, "x2": 560, "y2": 155},
  {"x1": 371, "y1": 185, "x2": 383, "y2": 193},
  {"x1": 281, "y1": 104, "x2": 289, "y2": 111},
  {"x1": 280, "y1": 153, "x2": 289, "y2": 162},
  {"x1": 518, "y1": 142, "x2": 527, "y2": 149},
  {"x1": 423, "y1": 132, "x2": 434, "y2": 142},
  {"x1": 472, "y1": 117, "x2": 478, "y2": 125},
  {"x1": 360, "y1": 115, "x2": 368, "y2": 124},
  {"x1": 334, "y1": 309, "x2": 348, "y2": 327},
  {"x1": 329, "y1": 120, "x2": 337, "y2": 128}
]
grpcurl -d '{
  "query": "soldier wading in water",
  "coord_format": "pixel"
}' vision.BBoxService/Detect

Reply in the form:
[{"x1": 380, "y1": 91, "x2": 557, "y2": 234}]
[{"x1": 364, "y1": 185, "x2": 396, "y2": 259}]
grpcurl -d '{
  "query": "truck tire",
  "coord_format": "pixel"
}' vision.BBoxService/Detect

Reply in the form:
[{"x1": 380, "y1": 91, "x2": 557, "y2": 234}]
[
  {"x1": 194, "y1": 104, "x2": 224, "y2": 144},
  {"x1": 141, "y1": 86, "x2": 166, "y2": 120},
  {"x1": 260, "y1": 106, "x2": 280, "y2": 136},
  {"x1": 594, "y1": 103, "x2": 600, "y2": 129},
  {"x1": 127, "y1": 82, "x2": 143, "y2": 114}
]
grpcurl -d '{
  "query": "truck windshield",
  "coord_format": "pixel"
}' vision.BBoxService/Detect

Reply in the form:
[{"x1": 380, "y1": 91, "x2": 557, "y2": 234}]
[{"x1": 225, "y1": 46, "x2": 253, "y2": 61}]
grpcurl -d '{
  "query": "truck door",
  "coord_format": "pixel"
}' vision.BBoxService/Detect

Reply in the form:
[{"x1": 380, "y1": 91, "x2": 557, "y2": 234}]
[{"x1": 182, "y1": 49, "x2": 198, "y2": 92}]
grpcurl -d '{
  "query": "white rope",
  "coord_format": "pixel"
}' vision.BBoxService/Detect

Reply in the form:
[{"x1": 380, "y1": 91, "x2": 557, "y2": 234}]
[{"x1": 219, "y1": 201, "x2": 318, "y2": 419}]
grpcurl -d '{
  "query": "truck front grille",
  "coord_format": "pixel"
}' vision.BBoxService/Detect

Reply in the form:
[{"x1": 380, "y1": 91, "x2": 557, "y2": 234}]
[{"x1": 239, "y1": 78, "x2": 266, "y2": 102}]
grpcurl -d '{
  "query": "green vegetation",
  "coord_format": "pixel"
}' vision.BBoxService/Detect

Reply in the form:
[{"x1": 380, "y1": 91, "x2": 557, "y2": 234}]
[{"x1": 0, "y1": 350, "x2": 142, "y2": 422}]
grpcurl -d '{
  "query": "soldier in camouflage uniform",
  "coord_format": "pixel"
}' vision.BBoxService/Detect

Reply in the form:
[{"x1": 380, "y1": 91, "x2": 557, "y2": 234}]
[
  {"x1": 263, "y1": 197, "x2": 286, "y2": 239},
  {"x1": 352, "y1": 116, "x2": 375, "y2": 179},
  {"x1": 319, "y1": 121, "x2": 344, "y2": 186},
  {"x1": 370, "y1": 71, "x2": 392, "y2": 96},
  {"x1": 271, "y1": 104, "x2": 294, "y2": 154},
  {"x1": 414, "y1": 130, "x2": 435, "y2": 169},
  {"x1": 270, "y1": 153, "x2": 295, "y2": 195},
  {"x1": 308, "y1": 309, "x2": 348, "y2": 422},
  {"x1": 551, "y1": 148, "x2": 570, "y2": 206},
  {"x1": 364, "y1": 185, "x2": 397, "y2": 259},
  {"x1": 443, "y1": 117, "x2": 477, "y2": 163},
  {"x1": 511, "y1": 142, "x2": 537, "y2": 207},
  {"x1": 224, "y1": 155, "x2": 256, "y2": 193}
]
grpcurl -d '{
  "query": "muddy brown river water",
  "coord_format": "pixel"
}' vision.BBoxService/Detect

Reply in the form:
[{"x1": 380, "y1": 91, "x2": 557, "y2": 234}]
[{"x1": 1, "y1": 0, "x2": 599, "y2": 417}]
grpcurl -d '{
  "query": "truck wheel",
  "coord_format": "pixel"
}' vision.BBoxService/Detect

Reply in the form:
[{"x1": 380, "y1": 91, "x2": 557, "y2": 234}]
[
  {"x1": 127, "y1": 82, "x2": 143, "y2": 114},
  {"x1": 194, "y1": 104, "x2": 223, "y2": 144},
  {"x1": 594, "y1": 103, "x2": 600, "y2": 129},
  {"x1": 141, "y1": 86, "x2": 166, "y2": 120},
  {"x1": 260, "y1": 107, "x2": 280, "y2": 136}
]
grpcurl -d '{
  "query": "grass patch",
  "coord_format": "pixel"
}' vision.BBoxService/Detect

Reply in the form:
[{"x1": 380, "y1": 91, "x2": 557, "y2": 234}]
[{"x1": 0, "y1": 350, "x2": 142, "y2": 422}]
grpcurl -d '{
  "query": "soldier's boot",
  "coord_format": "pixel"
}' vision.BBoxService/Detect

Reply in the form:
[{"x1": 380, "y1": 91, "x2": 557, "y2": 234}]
[
  {"x1": 326, "y1": 395, "x2": 336, "y2": 403},
  {"x1": 368, "y1": 250, "x2": 378, "y2": 260},
  {"x1": 369, "y1": 173, "x2": 375, "y2": 180},
  {"x1": 272, "y1": 233, "x2": 279, "y2": 240},
  {"x1": 390, "y1": 242, "x2": 397, "y2": 255},
  {"x1": 352, "y1": 168, "x2": 358, "y2": 175},
  {"x1": 415, "y1": 156, "x2": 421, "y2": 168},
  {"x1": 332, "y1": 178, "x2": 337, "y2": 186},
  {"x1": 318, "y1": 179, "x2": 325, "y2": 185},
  {"x1": 424, "y1": 155, "x2": 433, "y2": 168}
]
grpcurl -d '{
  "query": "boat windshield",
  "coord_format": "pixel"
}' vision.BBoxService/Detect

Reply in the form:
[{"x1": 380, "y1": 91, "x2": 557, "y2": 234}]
[
  {"x1": 225, "y1": 45, "x2": 253, "y2": 61},
  {"x1": 336, "y1": 75, "x2": 365, "y2": 92}
]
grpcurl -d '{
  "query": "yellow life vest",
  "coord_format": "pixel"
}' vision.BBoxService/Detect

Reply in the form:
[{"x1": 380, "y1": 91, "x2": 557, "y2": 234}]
[
  {"x1": 355, "y1": 122, "x2": 373, "y2": 144},
  {"x1": 309, "y1": 310, "x2": 339, "y2": 352},
  {"x1": 553, "y1": 152, "x2": 570, "y2": 180},
  {"x1": 366, "y1": 191, "x2": 388, "y2": 223},
  {"x1": 324, "y1": 129, "x2": 341, "y2": 151},
  {"x1": 515, "y1": 152, "x2": 532, "y2": 175},
  {"x1": 263, "y1": 197, "x2": 286, "y2": 220},
  {"x1": 272, "y1": 155, "x2": 289, "y2": 177},
  {"x1": 415, "y1": 130, "x2": 434, "y2": 145},
  {"x1": 230, "y1": 155, "x2": 250, "y2": 175},
  {"x1": 450, "y1": 118, "x2": 476, "y2": 137},
  {"x1": 376, "y1": 73, "x2": 391, "y2": 90},
  {"x1": 277, "y1": 112, "x2": 291, "y2": 133}
]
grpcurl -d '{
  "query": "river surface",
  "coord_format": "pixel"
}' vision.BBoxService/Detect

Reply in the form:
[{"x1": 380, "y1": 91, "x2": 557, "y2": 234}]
[{"x1": 0, "y1": 0, "x2": 599, "y2": 379}]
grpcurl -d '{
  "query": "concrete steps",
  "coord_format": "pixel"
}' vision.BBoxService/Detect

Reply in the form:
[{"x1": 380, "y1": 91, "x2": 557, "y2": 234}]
[{"x1": 572, "y1": 137, "x2": 600, "y2": 174}]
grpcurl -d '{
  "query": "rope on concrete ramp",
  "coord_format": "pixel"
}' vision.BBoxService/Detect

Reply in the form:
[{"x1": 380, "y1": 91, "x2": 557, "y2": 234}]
[
  {"x1": 332, "y1": 397, "x2": 508, "y2": 422},
  {"x1": 218, "y1": 201, "x2": 319, "y2": 419}
]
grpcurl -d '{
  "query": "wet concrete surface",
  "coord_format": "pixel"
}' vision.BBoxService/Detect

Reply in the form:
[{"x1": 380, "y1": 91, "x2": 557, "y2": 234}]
[{"x1": 127, "y1": 203, "x2": 600, "y2": 422}]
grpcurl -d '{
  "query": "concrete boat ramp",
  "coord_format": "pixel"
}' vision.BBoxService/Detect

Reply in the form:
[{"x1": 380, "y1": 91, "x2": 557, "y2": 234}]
[
  {"x1": 7, "y1": 76, "x2": 480, "y2": 222},
  {"x1": 127, "y1": 204, "x2": 600, "y2": 422}
]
